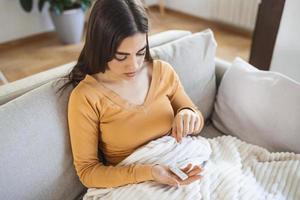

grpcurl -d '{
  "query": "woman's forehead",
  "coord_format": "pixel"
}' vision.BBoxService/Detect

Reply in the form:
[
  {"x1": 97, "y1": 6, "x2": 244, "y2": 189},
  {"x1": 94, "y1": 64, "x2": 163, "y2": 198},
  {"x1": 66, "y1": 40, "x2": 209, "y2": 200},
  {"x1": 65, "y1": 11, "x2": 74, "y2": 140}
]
[{"x1": 117, "y1": 33, "x2": 147, "y2": 53}]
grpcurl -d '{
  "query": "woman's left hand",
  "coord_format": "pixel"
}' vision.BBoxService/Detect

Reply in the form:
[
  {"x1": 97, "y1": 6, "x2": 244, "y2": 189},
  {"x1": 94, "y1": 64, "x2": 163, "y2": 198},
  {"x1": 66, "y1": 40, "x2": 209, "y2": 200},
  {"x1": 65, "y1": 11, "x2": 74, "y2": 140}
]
[{"x1": 171, "y1": 109, "x2": 202, "y2": 143}]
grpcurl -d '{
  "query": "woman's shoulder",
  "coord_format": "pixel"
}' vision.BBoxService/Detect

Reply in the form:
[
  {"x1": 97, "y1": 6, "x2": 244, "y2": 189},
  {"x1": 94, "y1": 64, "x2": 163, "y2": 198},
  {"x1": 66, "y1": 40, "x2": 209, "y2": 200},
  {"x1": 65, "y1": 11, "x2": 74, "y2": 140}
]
[
  {"x1": 154, "y1": 59, "x2": 175, "y2": 72},
  {"x1": 154, "y1": 59, "x2": 169, "y2": 67},
  {"x1": 154, "y1": 59, "x2": 177, "y2": 80},
  {"x1": 69, "y1": 75, "x2": 104, "y2": 102}
]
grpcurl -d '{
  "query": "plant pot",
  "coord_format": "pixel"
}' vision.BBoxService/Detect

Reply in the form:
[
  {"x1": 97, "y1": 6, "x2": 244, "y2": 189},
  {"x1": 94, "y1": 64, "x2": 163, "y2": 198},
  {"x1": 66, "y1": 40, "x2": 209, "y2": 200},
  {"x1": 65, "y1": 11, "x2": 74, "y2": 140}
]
[{"x1": 50, "y1": 8, "x2": 85, "y2": 44}]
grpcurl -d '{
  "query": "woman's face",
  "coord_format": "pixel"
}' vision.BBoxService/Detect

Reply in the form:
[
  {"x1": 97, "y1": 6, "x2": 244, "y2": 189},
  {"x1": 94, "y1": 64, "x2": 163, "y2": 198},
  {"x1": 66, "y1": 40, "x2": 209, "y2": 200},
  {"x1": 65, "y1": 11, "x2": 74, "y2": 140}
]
[{"x1": 107, "y1": 32, "x2": 147, "y2": 80}]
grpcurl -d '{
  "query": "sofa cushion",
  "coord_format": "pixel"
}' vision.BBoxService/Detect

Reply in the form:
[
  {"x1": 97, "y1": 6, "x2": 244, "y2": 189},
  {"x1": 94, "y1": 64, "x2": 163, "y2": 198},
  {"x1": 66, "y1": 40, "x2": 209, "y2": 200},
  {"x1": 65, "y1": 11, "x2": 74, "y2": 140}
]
[
  {"x1": 149, "y1": 30, "x2": 191, "y2": 48},
  {"x1": 150, "y1": 29, "x2": 217, "y2": 121},
  {"x1": 212, "y1": 57, "x2": 300, "y2": 153},
  {"x1": 0, "y1": 80, "x2": 85, "y2": 200}
]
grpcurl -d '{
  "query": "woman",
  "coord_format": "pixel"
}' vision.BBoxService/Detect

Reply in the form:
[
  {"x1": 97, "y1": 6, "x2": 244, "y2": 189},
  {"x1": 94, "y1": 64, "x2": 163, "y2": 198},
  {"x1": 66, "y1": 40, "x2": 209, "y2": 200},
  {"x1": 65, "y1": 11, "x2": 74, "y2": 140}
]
[{"x1": 60, "y1": 0, "x2": 205, "y2": 189}]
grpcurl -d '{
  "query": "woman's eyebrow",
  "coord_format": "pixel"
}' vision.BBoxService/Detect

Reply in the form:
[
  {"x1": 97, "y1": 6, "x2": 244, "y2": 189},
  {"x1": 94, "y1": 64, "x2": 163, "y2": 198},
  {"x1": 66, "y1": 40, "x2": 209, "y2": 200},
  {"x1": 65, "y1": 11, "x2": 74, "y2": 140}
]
[{"x1": 116, "y1": 44, "x2": 147, "y2": 55}]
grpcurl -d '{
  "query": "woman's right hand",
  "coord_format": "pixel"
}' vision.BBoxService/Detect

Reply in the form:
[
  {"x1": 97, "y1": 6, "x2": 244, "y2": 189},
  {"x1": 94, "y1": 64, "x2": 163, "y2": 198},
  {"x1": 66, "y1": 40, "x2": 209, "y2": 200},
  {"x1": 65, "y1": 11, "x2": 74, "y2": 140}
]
[{"x1": 151, "y1": 163, "x2": 202, "y2": 187}]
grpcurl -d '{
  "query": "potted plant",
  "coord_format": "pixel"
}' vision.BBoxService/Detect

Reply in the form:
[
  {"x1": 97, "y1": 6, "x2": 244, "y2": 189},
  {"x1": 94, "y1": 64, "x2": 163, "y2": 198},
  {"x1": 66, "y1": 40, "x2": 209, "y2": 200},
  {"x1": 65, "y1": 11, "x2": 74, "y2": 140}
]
[{"x1": 19, "y1": 0, "x2": 92, "y2": 44}]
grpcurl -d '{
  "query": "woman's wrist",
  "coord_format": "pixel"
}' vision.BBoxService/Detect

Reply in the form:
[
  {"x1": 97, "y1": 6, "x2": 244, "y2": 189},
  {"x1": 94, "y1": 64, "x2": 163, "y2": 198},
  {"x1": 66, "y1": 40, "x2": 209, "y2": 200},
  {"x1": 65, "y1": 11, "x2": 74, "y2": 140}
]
[
  {"x1": 176, "y1": 106, "x2": 196, "y2": 114},
  {"x1": 151, "y1": 164, "x2": 160, "y2": 179}
]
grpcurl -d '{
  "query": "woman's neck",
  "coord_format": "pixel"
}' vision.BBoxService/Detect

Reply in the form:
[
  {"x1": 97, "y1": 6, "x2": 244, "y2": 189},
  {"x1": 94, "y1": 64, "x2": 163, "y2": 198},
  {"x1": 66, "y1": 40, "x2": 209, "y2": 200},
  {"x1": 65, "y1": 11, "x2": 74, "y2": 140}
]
[{"x1": 93, "y1": 63, "x2": 148, "y2": 86}]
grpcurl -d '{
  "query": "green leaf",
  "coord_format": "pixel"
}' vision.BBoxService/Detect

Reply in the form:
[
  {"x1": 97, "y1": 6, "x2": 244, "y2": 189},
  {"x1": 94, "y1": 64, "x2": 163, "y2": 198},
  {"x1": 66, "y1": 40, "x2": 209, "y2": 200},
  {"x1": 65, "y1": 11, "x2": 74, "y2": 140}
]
[
  {"x1": 49, "y1": 0, "x2": 92, "y2": 12},
  {"x1": 19, "y1": 0, "x2": 33, "y2": 12},
  {"x1": 38, "y1": 0, "x2": 47, "y2": 12},
  {"x1": 50, "y1": 3, "x2": 63, "y2": 15},
  {"x1": 85, "y1": 0, "x2": 92, "y2": 8},
  {"x1": 80, "y1": 0, "x2": 91, "y2": 11},
  {"x1": 80, "y1": 2, "x2": 87, "y2": 12},
  {"x1": 53, "y1": 6, "x2": 61, "y2": 15},
  {"x1": 58, "y1": 2, "x2": 64, "y2": 13},
  {"x1": 63, "y1": 0, "x2": 72, "y2": 9}
]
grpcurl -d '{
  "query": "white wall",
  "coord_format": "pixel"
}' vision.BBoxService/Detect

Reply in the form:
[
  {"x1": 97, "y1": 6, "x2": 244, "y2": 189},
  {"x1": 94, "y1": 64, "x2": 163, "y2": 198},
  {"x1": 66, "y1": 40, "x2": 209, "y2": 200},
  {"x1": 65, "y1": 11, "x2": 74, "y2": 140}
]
[
  {"x1": 0, "y1": 0, "x2": 54, "y2": 43},
  {"x1": 0, "y1": 0, "x2": 256, "y2": 44},
  {"x1": 0, "y1": 0, "x2": 157, "y2": 44},
  {"x1": 144, "y1": 0, "x2": 158, "y2": 6},
  {"x1": 150, "y1": 0, "x2": 258, "y2": 31},
  {"x1": 270, "y1": 0, "x2": 300, "y2": 83},
  {"x1": 164, "y1": 0, "x2": 212, "y2": 20}
]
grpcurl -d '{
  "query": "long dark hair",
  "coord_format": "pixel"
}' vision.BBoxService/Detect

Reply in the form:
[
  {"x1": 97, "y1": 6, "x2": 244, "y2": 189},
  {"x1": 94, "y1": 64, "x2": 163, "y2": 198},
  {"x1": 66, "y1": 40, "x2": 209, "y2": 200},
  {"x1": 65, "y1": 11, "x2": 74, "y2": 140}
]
[{"x1": 57, "y1": 0, "x2": 153, "y2": 93}]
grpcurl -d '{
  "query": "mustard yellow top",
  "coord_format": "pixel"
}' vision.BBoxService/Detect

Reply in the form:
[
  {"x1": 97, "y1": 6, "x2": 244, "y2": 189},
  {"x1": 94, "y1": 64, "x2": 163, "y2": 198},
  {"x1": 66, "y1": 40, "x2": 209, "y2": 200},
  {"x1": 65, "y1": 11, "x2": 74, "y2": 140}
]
[{"x1": 68, "y1": 59, "x2": 204, "y2": 188}]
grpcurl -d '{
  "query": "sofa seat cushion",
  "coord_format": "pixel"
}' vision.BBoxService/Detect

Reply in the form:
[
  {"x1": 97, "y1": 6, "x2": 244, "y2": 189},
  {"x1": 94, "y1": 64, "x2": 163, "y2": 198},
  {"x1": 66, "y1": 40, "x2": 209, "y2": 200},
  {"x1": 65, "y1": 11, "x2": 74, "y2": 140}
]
[{"x1": 200, "y1": 120, "x2": 224, "y2": 139}]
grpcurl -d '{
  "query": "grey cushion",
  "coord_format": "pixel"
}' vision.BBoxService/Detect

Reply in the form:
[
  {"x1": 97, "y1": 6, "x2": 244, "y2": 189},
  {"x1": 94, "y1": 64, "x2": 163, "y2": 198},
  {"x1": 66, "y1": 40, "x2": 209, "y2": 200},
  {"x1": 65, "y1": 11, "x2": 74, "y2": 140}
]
[
  {"x1": 0, "y1": 79, "x2": 85, "y2": 200},
  {"x1": 212, "y1": 57, "x2": 300, "y2": 153},
  {"x1": 149, "y1": 30, "x2": 192, "y2": 48},
  {"x1": 151, "y1": 29, "x2": 217, "y2": 121}
]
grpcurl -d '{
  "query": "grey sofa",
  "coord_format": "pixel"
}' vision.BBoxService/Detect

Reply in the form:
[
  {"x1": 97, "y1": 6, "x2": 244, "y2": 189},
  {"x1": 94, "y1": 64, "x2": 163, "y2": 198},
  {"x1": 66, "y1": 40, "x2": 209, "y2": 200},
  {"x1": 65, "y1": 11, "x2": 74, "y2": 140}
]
[{"x1": 0, "y1": 30, "x2": 231, "y2": 200}]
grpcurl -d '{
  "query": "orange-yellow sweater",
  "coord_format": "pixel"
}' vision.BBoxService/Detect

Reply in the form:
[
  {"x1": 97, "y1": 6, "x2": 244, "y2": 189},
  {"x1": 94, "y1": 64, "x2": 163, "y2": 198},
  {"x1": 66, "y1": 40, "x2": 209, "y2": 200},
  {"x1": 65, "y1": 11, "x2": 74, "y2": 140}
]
[{"x1": 68, "y1": 59, "x2": 204, "y2": 188}]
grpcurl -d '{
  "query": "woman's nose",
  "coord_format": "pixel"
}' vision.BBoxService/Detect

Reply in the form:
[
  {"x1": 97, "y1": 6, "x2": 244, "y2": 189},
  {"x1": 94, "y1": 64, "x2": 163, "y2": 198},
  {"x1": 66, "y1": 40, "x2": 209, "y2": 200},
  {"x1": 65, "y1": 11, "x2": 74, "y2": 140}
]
[{"x1": 127, "y1": 55, "x2": 139, "y2": 71}]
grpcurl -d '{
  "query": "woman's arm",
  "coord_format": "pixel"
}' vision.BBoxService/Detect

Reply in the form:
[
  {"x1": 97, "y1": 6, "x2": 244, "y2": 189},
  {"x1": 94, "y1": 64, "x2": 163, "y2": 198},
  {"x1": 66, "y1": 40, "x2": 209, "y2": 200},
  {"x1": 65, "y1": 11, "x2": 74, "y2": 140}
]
[
  {"x1": 68, "y1": 89, "x2": 154, "y2": 188},
  {"x1": 165, "y1": 62, "x2": 205, "y2": 135}
]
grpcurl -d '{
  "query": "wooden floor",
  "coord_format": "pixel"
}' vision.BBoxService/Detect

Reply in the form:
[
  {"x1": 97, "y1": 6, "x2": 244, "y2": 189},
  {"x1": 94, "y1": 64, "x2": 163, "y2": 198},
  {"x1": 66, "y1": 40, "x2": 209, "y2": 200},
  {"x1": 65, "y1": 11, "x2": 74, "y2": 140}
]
[{"x1": 0, "y1": 6, "x2": 252, "y2": 84}]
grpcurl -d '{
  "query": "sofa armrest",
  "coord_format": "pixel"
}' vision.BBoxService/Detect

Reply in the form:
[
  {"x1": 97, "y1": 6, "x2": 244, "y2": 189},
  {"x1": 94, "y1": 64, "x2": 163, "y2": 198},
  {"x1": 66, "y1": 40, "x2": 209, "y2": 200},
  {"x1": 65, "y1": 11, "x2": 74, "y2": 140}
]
[{"x1": 0, "y1": 62, "x2": 75, "y2": 105}]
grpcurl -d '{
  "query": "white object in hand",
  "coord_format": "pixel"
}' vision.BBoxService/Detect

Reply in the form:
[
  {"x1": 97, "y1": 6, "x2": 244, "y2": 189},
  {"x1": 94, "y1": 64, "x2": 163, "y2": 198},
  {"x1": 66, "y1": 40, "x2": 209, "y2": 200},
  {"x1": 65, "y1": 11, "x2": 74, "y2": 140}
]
[{"x1": 169, "y1": 165, "x2": 189, "y2": 180}]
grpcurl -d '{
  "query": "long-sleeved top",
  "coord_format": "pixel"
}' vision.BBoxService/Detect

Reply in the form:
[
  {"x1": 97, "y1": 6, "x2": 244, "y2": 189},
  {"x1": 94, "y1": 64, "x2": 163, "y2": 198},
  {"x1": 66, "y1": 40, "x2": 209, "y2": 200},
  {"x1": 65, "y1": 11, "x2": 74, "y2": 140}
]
[{"x1": 68, "y1": 59, "x2": 204, "y2": 188}]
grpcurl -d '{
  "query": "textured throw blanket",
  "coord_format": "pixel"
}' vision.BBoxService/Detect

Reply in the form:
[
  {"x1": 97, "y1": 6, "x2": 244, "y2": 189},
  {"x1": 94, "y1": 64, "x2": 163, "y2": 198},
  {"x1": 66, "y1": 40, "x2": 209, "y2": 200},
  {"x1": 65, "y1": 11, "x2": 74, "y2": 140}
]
[{"x1": 83, "y1": 135, "x2": 300, "y2": 200}]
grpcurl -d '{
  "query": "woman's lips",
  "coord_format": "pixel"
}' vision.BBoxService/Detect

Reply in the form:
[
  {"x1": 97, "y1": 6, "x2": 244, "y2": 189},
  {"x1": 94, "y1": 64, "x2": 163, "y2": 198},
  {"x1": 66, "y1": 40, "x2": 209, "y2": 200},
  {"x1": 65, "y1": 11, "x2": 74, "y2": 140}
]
[{"x1": 124, "y1": 72, "x2": 136, "y2": 77}]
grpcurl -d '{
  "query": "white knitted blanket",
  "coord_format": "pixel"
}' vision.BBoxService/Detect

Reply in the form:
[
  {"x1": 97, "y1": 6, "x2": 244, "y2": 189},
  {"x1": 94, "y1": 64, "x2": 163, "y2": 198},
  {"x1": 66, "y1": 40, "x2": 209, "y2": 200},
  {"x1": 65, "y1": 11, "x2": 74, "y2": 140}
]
[{"x1": 83, "y1": 135, "x2": 300, "y2": 200}]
